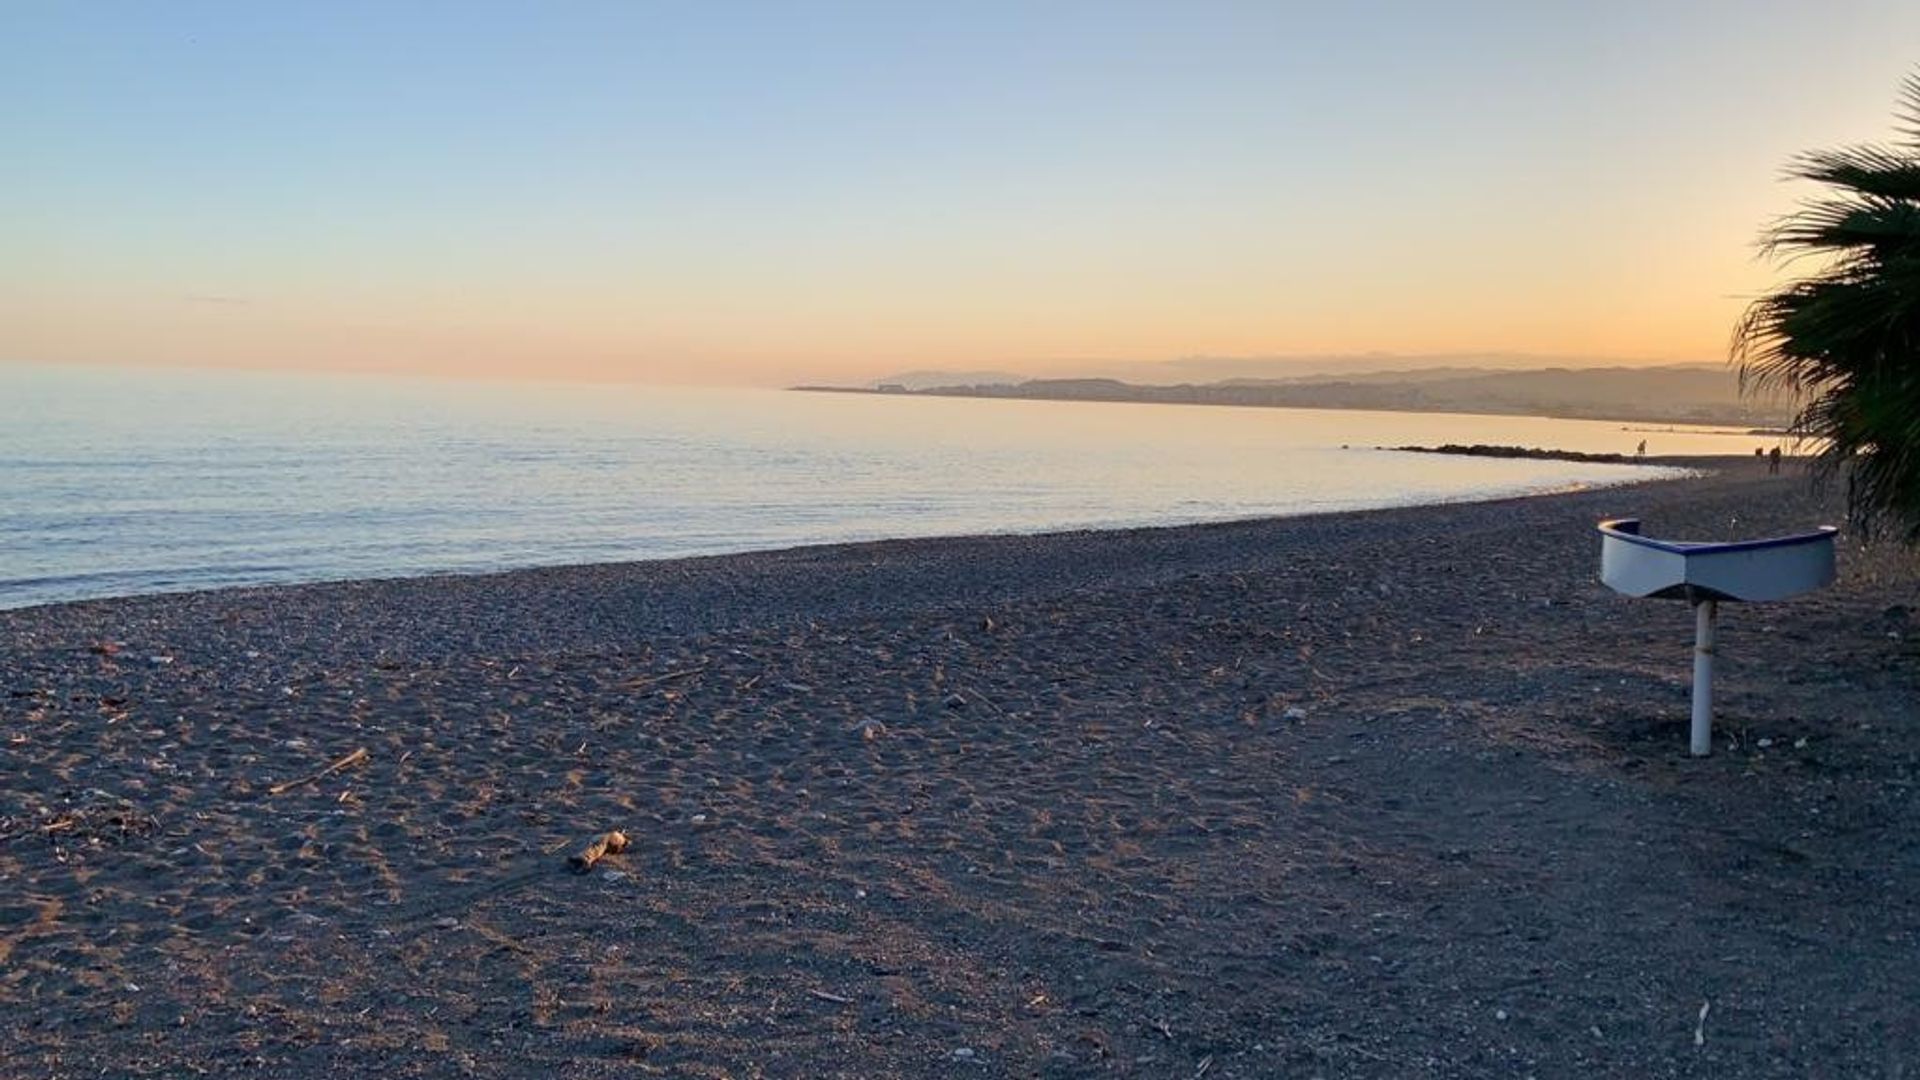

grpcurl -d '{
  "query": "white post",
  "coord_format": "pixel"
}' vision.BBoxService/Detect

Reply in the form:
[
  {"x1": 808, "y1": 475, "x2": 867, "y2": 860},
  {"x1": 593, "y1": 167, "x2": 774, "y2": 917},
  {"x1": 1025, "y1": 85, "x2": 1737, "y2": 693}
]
[{"x1": 1690, "y1": 599, "x2": 1717, "y2": 757}]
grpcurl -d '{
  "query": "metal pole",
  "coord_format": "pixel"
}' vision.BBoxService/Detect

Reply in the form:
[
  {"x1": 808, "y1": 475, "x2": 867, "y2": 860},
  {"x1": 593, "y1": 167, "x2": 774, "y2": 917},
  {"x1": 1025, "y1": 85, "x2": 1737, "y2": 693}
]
[{"x1": 1691, "y1": 599, "x2": 1717, "y2": 756}]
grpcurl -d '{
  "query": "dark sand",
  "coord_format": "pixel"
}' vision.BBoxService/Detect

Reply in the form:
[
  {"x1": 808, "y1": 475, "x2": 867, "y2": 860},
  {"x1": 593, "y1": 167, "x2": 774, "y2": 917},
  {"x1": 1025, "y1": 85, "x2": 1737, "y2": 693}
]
[{"x1": 3, "y1": 459, "x2": 1917, "y2": 1078}]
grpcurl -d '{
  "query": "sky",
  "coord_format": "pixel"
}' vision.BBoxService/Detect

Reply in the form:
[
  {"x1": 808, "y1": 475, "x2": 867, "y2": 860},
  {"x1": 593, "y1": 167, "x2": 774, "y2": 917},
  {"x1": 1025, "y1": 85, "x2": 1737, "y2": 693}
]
[{"x1": 5, "y1": 1, "x2": 1920, "y2": 386}]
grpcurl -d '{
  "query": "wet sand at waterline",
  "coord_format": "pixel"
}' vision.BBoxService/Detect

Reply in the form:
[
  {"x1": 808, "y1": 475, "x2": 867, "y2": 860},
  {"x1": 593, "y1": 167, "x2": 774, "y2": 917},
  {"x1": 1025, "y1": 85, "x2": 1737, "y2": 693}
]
[{"x1": 3, "y1": 458, "x2": 1917, "y2": 1077}]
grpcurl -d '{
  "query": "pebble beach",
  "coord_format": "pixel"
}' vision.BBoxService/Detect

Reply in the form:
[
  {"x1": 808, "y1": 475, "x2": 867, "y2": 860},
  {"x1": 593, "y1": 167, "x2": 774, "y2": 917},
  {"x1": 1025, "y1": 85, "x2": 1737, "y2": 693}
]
[{"x1": 3, "y1": 457, "x2": 1917, "y2": 1078}]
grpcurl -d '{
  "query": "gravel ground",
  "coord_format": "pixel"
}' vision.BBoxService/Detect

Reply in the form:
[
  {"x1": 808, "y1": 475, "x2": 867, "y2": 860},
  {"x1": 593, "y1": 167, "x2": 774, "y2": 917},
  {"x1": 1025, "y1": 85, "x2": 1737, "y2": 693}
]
[{"x1": 2, "y1": 457, "x2": 1917, "y2": 1078}]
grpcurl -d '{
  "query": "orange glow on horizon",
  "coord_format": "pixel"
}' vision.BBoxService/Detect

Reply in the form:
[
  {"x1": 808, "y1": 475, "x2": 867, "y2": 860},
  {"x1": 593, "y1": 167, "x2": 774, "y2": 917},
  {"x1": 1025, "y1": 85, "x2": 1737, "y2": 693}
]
[{"x1": 8, "y1": 3, "x2": 1915, "y2": 387}]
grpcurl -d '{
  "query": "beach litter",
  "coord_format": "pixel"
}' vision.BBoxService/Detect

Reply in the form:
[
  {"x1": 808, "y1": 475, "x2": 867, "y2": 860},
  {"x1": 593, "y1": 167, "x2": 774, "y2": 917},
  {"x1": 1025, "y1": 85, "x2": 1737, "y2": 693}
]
[
  {"x1": 623, "y1": 665, "x2": 707, "y2": 694},
  {"x1": 267, "y1": 747, "x2": 369, "y2": 795},
  {"x1": 568, "y1": 829, "x2": 630, "y2": 873}
]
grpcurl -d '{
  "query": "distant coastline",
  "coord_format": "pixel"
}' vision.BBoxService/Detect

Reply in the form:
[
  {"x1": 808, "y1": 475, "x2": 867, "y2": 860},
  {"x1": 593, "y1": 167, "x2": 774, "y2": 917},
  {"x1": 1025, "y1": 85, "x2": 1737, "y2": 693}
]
[{"x1": 794, "y1": 364, "x2": 1791, "y2": 428}]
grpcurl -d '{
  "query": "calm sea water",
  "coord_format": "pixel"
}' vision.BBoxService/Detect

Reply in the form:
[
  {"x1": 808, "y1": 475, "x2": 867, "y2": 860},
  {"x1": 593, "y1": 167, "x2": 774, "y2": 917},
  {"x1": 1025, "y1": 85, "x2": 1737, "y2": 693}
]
[{"x1": 0, "y1": 363, "x2": 1761, "y2": 610}]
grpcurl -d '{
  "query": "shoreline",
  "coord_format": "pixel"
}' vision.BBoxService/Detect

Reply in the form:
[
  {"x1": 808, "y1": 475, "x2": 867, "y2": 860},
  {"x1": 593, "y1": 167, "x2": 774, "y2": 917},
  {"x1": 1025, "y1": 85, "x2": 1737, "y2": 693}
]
[
  {"x1": 4, "y1": 458, "x2": 1918, "y2": 1077},
  {"x1": 0, "y1": 454, "x2": 1711, "y2": 618}
]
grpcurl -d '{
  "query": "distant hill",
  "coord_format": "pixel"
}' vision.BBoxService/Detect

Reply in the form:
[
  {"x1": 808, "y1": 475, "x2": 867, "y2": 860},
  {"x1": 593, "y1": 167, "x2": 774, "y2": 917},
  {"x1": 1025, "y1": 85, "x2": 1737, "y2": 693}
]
[
  {"x1": 867, "y1": 369, "x2": 1025, "y2": 391},
  {"x1": 873, "y1": 352, "x2": 1698, "y2": 388},
  {"x1": 802, "y1": 363, "x2": 1791, "y2": 427},
  {"x1": 1223, "y1": 365, "x2": 1564, "y2": 387}
]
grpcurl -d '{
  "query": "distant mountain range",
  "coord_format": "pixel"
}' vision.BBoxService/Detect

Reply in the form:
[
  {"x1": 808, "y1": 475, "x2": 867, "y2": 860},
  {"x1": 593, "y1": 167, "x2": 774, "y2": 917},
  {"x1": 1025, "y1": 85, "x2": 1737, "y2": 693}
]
[
  {"x1": 798, "y1": 362, "x2": 1791, "y2": 427},
  {"x1": 863, "y1": 368, "x2": 1031, "y2": 391},
  {"x1": 867, "y1": 352, "x2": 1702, "y2": 389}
]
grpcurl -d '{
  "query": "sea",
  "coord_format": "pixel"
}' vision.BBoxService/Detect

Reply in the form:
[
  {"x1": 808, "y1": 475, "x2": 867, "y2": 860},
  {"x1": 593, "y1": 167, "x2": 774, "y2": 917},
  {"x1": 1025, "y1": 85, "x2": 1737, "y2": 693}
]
[{"x1": 0, "y1": 363, "x2": 1771, "y2": 610}]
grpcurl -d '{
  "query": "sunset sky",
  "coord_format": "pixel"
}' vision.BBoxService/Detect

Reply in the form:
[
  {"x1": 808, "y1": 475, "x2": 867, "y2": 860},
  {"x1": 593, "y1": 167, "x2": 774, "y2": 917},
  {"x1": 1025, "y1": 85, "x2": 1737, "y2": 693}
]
[{"x1": 6, "y1": 1, "x2": 1919, "y2": 386}]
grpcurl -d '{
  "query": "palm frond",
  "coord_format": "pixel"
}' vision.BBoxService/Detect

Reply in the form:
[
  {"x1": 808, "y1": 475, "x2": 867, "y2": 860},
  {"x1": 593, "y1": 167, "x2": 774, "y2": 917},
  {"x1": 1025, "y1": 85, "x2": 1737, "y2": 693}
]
[
  {"x1": 1735, "y1": 72, "x2": 1920, "y2": 541},
  {"x1": 1762, "y1": 196, "x2": 1920, "y2": 258},
  {"x1": 1790, "y1": 146, "x2": 1920, "y2": 201},
  {"x1": 1897, "y1": 72, "x2": 1920, "y2": 147}
]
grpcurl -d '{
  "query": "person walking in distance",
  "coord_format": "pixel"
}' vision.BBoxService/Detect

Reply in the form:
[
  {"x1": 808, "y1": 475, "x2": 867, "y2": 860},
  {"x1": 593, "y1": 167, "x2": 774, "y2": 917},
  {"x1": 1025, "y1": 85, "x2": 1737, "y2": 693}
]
[{"x1": 1768, "y1": 446, "x2": 1782, "y2": 474}]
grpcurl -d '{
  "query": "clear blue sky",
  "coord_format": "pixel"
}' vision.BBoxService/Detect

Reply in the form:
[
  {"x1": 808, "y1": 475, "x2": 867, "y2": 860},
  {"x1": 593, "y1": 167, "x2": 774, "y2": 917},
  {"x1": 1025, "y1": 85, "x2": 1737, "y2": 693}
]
[{"x1": 6, "y1": 1, "x2": 1919, "y2": 383}]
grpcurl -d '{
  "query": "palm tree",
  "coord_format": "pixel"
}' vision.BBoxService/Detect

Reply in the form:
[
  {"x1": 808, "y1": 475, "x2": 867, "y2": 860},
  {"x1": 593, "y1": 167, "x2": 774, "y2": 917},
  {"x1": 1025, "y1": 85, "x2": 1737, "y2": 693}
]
[{"x1": 1734, "y1": 73, "x2": 1920, "y2": 540}]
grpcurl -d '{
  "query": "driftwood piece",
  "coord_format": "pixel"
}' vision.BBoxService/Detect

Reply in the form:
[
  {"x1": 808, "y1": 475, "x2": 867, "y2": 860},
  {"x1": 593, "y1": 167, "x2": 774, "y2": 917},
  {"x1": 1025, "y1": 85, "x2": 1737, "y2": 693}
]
[
  {"x1": 569, "y1": 830, "x2": 630, "y2": 873},
  {"x1": 622, "y1": 666, "x2": 708, "y2": 694},
  {"x1": 268, "y1": 747, "x2": 369, "y2": 795}
]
